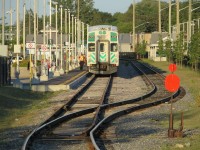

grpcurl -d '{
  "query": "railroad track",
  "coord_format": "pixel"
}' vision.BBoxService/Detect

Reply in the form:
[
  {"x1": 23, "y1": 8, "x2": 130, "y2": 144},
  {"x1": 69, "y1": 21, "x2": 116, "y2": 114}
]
[{"x1": 22, "y1": 60, "x2": 185, "y2": 150}]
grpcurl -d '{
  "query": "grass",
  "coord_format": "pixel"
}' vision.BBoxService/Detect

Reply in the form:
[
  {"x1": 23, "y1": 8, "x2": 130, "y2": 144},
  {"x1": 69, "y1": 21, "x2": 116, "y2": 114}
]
[
  {"x1": 0, "y1": 86, "x2": 57, "y2": 130},
  {"x1": 142, "y1": 59, "x2": 200, "y2": 150}
]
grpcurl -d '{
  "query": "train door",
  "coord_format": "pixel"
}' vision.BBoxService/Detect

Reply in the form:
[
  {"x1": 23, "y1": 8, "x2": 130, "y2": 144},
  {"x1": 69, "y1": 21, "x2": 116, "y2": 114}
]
[{"x1": 98, "y1": 41, "x2": 109, "y2": 63}]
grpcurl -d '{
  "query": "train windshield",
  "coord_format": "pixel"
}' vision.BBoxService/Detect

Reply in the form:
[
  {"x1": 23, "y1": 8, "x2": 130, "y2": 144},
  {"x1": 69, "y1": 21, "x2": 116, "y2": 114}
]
[
  {"x1": 111, "y1": 43, "x2": 118, "y2": 52},
  {"x1": 88, "y1": 43, "x2": 95, "y2": 52},
  {"x1": 100, "y1": 43, "x2": 104, "y2": 52}
]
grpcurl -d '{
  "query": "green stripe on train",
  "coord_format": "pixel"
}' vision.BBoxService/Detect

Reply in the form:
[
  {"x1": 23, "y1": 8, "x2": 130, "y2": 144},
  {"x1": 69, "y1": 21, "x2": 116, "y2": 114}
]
[
  {"x1": 111, "y1": 53, "x2": 117, "y2": 63},
  {"x1": 89, "y1": 53, "x2": 96, "y2": 63},
  {"x1": 100, "y1": 53, "x2": 106, "y2": 62}
]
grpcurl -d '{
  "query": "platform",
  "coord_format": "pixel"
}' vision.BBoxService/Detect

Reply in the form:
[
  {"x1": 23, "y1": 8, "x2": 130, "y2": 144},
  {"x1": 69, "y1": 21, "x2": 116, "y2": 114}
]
[{"x1": 12, "y1": 68, "x2": 88, "y2": 92}]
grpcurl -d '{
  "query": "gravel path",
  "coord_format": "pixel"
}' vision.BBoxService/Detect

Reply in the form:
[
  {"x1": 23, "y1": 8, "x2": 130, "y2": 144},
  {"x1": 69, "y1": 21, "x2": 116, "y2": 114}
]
[{"x1": 103, "y1": 85, "x2": 199, "y2": 150}]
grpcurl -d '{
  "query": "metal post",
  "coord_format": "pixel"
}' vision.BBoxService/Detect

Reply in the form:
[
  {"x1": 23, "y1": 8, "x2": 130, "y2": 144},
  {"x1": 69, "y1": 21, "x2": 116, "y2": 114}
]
[
  {"x1": 77, "y1": 0, "x2": 80, "y2": 20},
  {"x1": 34, "y1": 0, "x2": 37, "y2": 68},
  {"x1": 49, "y1": 0, "x2": 52, "y2": 72},
  {"x1": 2, "y1": 0, "x2": 5, "y2": 45},
  {"x1": 43, "y1": 0, "x2": 46, "y2": 47},
  {"x1": 55, "y1": 3, "x2": 58, "y2": 67},
  {"x1": 74, "y1": 17, "x2": 77, "y2": 66},
  {"x1": 60, "y1": 5, "x2": 64, "y2": 74},
  {"x1": 68, "y1": 10, "x2": 71, "y2": 70},
  {"x1": 65, "y1": 9, "x2": 69, "y2": 73},
  {"x1": 188, "y1": 0, "x2": 192, "y2": 41},
  {"x1": 36, "y1": 0, "x2": 38, "y2": 35},
  {"x1": 23, "y1": 1, "x2": 26, "y2": 59},
  {"x1": 169, "y1": 0, "x2": 172, "y2": 38},
  {"x1": 159, "y1": 0, "x2": 161, "y2": 33},
  {"x1": 16, "y1": 0, "x2": 19, "y2": 73},
  {"x1": 132, "y1": 0, "x2": 135, "y2": 52},
  {"x1": 82, "y1": 22, "x2": 84, "y2": 54},
  {"x1": 176, "y1": 0, "x2": 180, "y2": 36},
  {"x1": 72, "y1": 14, "x2": 74, "y2": 68}
]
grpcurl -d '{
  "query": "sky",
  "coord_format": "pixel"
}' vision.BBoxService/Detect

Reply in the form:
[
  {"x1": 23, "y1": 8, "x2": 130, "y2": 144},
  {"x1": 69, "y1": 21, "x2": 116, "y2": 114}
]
[
  {"x1": 1, "y1": 0, "x2": 184, "y2": 24},
  {"x1": 93, "y1": 0, "x2": 137, "y2": 14},
  {"x1": 1, "y1": 0, "x2": 137, "y2": 24}
]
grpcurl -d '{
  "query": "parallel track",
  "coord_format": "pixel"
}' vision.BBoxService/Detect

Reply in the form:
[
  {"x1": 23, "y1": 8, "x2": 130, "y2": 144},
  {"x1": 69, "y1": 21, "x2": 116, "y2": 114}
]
[{"x1": 22, "y1": 60, "x2": 185, "y2": 150}]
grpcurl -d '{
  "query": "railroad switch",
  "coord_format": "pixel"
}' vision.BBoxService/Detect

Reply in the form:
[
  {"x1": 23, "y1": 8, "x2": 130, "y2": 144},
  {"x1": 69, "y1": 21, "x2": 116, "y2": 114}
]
[{"x1": 168, "y1": 112, "x2": 184, "y2": 138}]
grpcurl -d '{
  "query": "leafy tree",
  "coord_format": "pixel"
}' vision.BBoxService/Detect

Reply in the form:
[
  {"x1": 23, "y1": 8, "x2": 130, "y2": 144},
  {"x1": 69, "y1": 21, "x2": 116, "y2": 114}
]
[
  {"x1": 188, "y1": 30, "x2": 200, "y2": 71},
  {"x1": 173, "y1": 32, "x2": 186, "y2": 68},
  {"x1": 136, "y1": 40, "x2": 147, "y2": 58},
  {"x1": 165, "y1": 35, "x2": 173, "y2": 62},
  {"x1": 157, "y1": 35, "x2": 165, "y2": 61}
]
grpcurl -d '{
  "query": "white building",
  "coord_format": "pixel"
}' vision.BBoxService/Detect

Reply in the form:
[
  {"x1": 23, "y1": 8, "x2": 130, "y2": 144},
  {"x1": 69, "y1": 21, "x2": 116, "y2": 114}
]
[{"x1": 149, "y1": 32, "x2": 172, "y2": 61}]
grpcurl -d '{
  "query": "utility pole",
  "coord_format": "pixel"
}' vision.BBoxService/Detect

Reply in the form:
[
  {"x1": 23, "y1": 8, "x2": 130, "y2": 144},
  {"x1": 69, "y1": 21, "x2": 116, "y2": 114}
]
[
  {"x1": 55, "y1": 2, "x2": 58, "y2": 68},
  {"x1": 188, "y1": 0, "x2": 192, "y2": 41},
  {"x1": 49, "y1": 0, "x2": 52, "y2": 73},
  {"x1": 34, "y1": 0, "x2": 37, "y2": 68},
  {"x1": 82, "y1": 22, "x2": 84, "y2": 54},
  {"x1": 77, "y1": 0, "x2": 81, "y2": 56},
  {"x1": 65, "y1": 9, "x2": 69, "y2": 73},
  {"x1": 23, "y1": 0, "x2": 26, "y2": 58},
  {"x1": 60, "y1": 5, "x2": 64, "y2": 74},
  {"x1": 2, "y1": 0, "x2": 5, "y2": 45},
  {"x1": 159, "y1": 0, "x2": 161, "y2": 33},
  {"x1": 169, "y1": 0, "x2": 172, "y2": 38},
  {"x1": 75, "y1": 17, "x2": 77, "y2": 65},
  {"x1": 68, "y1": 10, "x2": 71, "y2": 70},
  {"x1": 43, "y1": 0, "x2": 46, "y2": 46},
  {"x1": 77, "y1": 0, "x2": 80, "y2": 20},
  {"x1": 36, "y1": 0, "x2": 38, "y2": 35},
  {"x1": 16, "y1": 0, "x2": 19, "y2": 72},
  {"x1": 132, "y1": 0, "x2": 135, "y2": 52},
  {"x1": 176, "y1": 0, "x2": 180, "y2": 36},
  {"x1": 72, "y1": 14, "x2": 74, "y2": 68}
]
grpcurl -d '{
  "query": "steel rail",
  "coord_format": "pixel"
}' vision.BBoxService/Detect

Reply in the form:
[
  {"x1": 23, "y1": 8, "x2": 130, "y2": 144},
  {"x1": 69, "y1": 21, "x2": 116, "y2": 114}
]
[{"x1": 89, "y1": 60, "x2": 183, "y2": 149}]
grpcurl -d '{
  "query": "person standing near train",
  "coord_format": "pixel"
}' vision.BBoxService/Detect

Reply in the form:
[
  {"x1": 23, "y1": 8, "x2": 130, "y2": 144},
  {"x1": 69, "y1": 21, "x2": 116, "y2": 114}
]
[{"x1": 79, "y1": 53, "x2": 85, "y2": 70}]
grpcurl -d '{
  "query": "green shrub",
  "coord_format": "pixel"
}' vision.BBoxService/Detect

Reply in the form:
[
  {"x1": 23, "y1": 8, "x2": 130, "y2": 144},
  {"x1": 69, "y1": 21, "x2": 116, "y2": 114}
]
[
  {"x1": 12, "y1": 59, "x2": 29, "y2": 67},
  {"x1": 12, "y1": 60, "x2": 41, "y2": 67}
]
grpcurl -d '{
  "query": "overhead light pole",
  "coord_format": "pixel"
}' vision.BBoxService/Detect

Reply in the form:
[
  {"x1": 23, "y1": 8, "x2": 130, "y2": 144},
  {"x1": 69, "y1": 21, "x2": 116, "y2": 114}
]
[
  {"x1": 55, "y1": 2, "x2": 58, "y2": 68},
  {"x1": 43, "y1": 0, "x2": 46, "y2": 49},
  {"x1": 23, "y1": 0, "x2": 26, "y2": 59},
  {"x1": 50, "y1": 0, "x2": 52, "y2": 68},
  {"x1": 74, "y1": 17, "x2": 77, "y2": 66},
  {"x1": 60, "y1": 5, "x2": 64, "y2": 74},
  {"x1": 65, "y1": 8, "x2": 69, "y2": 73},
  {"x1": 82, "y1": 22, "x2": 85, "y2": 54},
  {"x1": 132, "y1": 0, "x2": 135, "y2": 52},
  {"x1": 2, "y1": 0, "x2": 5, "y2": 45},
  {"x1": 159, "y1": 0, "x2": 161, "y2": 33},
  {"x1": 72, "y1": 14, "x2": 74, "y2": 68},
  {"x1": 169, "y1": 0, "x2": 172, "y2": 38},
  {"x1": 68, "y1": 10, "x2": 71, "y2": 70},
  {"x1": 6, "y1": 6, "x2": 15, "y2": 41},
  {"x1": 188, "y1": 0, "x2": 192, "y2": 41},
  {"x1": 176, "y1": 0, "x2": 180, "y2": 36},
  {"x1": 34, "y1": 0, "x2": 37, "y2": 68},
  {"x1": 16, "y1": 0, "x2": 20, "y2": 73}
]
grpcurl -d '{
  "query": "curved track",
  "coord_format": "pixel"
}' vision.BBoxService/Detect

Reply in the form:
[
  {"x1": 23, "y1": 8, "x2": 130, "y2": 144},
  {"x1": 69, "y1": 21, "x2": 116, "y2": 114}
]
[{"x1": 22, "y1": 60, "x2": 185, "y2": 150}]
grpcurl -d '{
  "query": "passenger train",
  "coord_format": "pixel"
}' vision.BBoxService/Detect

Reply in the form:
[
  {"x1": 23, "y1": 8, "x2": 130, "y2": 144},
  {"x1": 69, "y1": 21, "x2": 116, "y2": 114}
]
[{"x1": 87, "y1": 25, "x2": 119, "y2": 75}]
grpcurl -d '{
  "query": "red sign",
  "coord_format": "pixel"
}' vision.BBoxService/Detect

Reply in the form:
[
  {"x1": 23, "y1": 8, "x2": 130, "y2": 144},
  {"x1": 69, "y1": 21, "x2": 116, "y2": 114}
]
[
  {"x1": 169, "y1": 64, "x2": 177, "y2": 72},
  {"x1": 165, "y1": 74, "x2": 180, "y2": 92}
]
